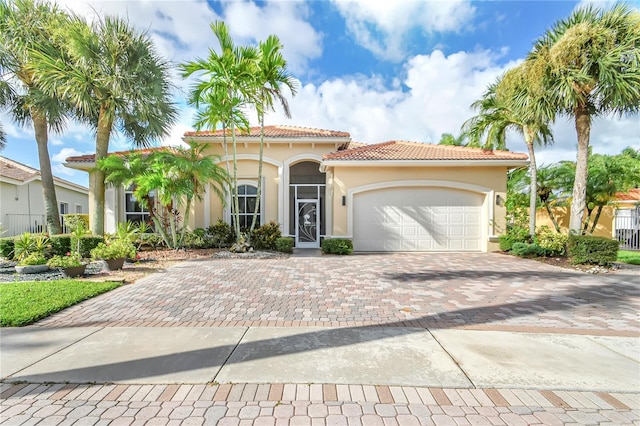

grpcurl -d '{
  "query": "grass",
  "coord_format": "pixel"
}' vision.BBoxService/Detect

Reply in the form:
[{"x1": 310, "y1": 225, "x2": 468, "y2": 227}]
[
  {"x1": 0, "y1": 280, "x2": 122, "y2": 327},
  {"x1": 618, "y1": 250, "x2": 640, "y2": 265}
]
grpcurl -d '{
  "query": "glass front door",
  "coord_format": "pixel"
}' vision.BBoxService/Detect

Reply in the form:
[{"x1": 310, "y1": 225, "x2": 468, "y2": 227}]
[{"x1": 296, "y1": 199, "x2": 319, "y2": 248}]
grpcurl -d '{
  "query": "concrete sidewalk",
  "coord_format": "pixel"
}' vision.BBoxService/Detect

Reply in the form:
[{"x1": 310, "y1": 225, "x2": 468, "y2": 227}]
[{"x1": 2, "y1": 326, "x2": 638, "y2": 392}]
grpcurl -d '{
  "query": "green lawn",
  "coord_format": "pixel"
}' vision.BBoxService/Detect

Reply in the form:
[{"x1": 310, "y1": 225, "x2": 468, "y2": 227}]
[
  {"x1": 0, "y1": 280, "x2": 122, "y2": 327},
  {"x1": 618, "y1": 250, "x2": 640, "y2": 265}
]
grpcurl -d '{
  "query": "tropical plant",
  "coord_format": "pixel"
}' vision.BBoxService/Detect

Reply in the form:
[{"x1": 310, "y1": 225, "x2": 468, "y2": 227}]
[
  {"x1": 249, "y1": 34, "x2": 298, "y2": 234},
  {"x1": 47, "y1": 252, "x2": 84, "y2": 268},
  {"x1": 99, "y1": 143, "x2": 228, "y2": 248},
  {"x1": 462, "y1": 65, "x2": 554, "y2": 237},
  {"x1": 181, "y1": 20, "x2": 258, "y2": 243},
  {"x1": 90, "y1": 240, "x2": 136, "y2": 260},
  {"x1": 17, "y1": 252, "x2": 47, "y2": 266},
  {"x1": 13, "y1": 232, "x2": 50, "y2": 261},
  {"x1": 30, "y1": 14, "x2": 178, "y2": 236},
  {"x1": 437, "y1": 133, "x2": 465, "y2": 146},
  {"x1": 0, "y1": 0, "x2": 70, "y2": 234},
  {"x1": 526, "y1": 4, "x2": 640, "y2": 234}
]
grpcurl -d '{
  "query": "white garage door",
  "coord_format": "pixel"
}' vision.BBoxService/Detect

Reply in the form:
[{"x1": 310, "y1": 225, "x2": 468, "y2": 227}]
[{"x1": 353, "y1": 187, "x2": 484, "y2": 252}]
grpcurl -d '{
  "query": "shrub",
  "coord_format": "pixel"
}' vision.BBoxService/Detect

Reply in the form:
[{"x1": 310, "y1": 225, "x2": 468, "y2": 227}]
[
  {"x1": 207, "y1": 220, "x2": 235, "y2": 248},
  {"x1": 535, "y1": 226, "x2": 568, "y2": 257},
  {"x1": 251, "y1": 221, "x2": 282, "y2": 250},
  {"x1": 511, "y1": 242, "x2": 546, "y2": 258},
  {"x1": 321, "y1": 238, "x2": 353, "y2": 255},
  {"x1": 91, "y1": 239, "x2": 136, "y2": 260},
  {"x1": 77, "y1": 236, "x2": 105, "y2": 258},
  {"x1": 275, "y1": 237, "x2": 294, "y2": 254},
  {"x1": 137, "y1": 233, "x2": 164, "y2": 250},
  {"x1": 18, "y1": 253, "x2": 47, "y2": 266},
  {"x1": 183, "y1": 231, "x2": 208, "y2": 249},
  {"x1": 499, "y1": 227, "x2": 530, "y2": 252},
  {"x1": 62, "y1": 214, "x2": 89, "y2": 232},
  {"x1": 0, "y1": 238, "x2": 14, "y2": 259},
  {"x1": 50, "y1": 235, "x2": 72, "y2": 256},
  {"x1": 568, "y1": 234, "x2": 619, "y2": 266},
  {"x1": 47, "y1": 252, "x2": 84, "y2": 268}
]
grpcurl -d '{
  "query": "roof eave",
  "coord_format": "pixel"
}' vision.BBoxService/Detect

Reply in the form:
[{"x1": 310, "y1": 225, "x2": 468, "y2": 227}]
[
  {"x1": 321, "y1": 159, "x2": 530, "y2": 168},
  {"x1": 182, "y1": 135, "x2": 351, "y2": 144},
  {"x1": 64, "y1": 161, "x2": 95, "y2": 172}
]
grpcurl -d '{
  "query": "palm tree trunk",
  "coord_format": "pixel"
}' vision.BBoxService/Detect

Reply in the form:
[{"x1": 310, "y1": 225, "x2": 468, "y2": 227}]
[
  {"x1": 582, "y1": 207, "x2": 593, "y2": 234},
  {"x1": 221, "y1": 123, "x2": 234, "y2": 227},
  {"x1": 230, "y1": 110, "x2": 241, "y2": 241},
  {"x1": 569, "y1": 105, "x2": 591, "y2": 235},
  {"x1": 524, "y1": 128, "x2": 537, "y2": 238},
  {"x1": 178, "y1": 196, "x2": 192, "y2": 247},
  {"x1": 589, "y1": 205, "x2": 604, "y2": 234},
  {"x1": 32, "y1": 111, "x2": 62, "y2": 234},
  {"x1": 250, "y1": 111, "x2": 265, "y2": 233},
  {"x1": 91, "y1": 107, "x2": 113, "y2": 236},
  {"x1": 544, "y1": 203, "x2": 562, "y2": 233}
]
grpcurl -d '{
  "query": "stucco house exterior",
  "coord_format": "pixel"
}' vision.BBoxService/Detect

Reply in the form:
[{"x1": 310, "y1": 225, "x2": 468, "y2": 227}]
[
  {"x1": 64, "y1": 125, "x2": 528, "y2": 252},
  {"x1": 0, "y1": 156, "x2": 89, "y2": 236}
]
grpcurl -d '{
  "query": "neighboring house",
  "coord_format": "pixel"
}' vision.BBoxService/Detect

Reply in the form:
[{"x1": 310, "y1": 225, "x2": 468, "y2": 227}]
[
  {"x1": 64, "y1": 125, "x2": 528, "y2": 252},
  {"x1": 0, "y1": 156, "x2": 89, "y2": 237},
  {"x1": 536, "y1": 188, "x2": 640, "y2": 249}
]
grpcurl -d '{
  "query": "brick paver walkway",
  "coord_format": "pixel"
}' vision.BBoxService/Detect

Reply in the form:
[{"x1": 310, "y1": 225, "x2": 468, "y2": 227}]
[
  {"x1": 5, "y1": 253, "x2": 640, "y2": 424},
  {"x1": 36, "y1": 253, "x2": 640, "y2": 335},
  {"x1": 2, "y1": 382, "x2": 639, "y2": 425}
]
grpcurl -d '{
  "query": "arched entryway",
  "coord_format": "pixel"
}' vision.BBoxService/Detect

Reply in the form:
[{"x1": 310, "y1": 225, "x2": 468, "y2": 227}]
[{"x1": 289, "y1": 161, "x2": 325, "y2": 248}]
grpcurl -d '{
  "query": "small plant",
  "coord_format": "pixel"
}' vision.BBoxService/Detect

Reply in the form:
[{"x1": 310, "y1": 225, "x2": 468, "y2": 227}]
[
  {"x1": 111, "y1": 221, "x2": 140, "y2": 244},
  {"x1": 207, "y1": 220, "x2": 235, "y2": 248},
  {"x1": 91, "y1": 240, "x2": 136, "y2": 260},
  {"x1": 511, "y1": 242, "x2": 545, "y2": 258},
  {"x1": 0, "y1": 238, "x2": 15, "y2": 259},
  {"x1": 535, "y1": 226, "x2": 568, "y2": 257},
  {"x1": 251, "y1": 221, "x2": 282, "y2": 250},
  {"x1": 275, "y1": 237, "x2": 294, "y2": 254},
  {"x1": 499, "y1": 226, "x2": 530, "y2": 252},
  {"x1": 321, "y1": 238, "x2": 353, "y2": 255},
  {"x1": 47, "y1": 252, "x2": 85, "y2": 268},
  {"x1": 18, "y1": 253, "x2": 47, "y2": 266}
]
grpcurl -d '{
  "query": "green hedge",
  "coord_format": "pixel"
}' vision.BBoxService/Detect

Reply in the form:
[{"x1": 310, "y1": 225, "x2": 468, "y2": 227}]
[
  {"x1": 499, "y1": 227, "x2": 530, "y2": 252},
  {"x1": 321, "y1": 238, "x2": 353, "y2": 255},
  {"x1": 62, "y1": 214, "x2": 89, "y2": 231},
  {"x1": 511, "y1": 242, "x2": 546, "y2": 258},
  {"x1": 251, "y1": 221, "x2": 282, "y2": 250},
  {"x1": 0, "y1": 238, "x2": 14, "y2": 259},
  {"x1": 568, "y1": 234, "x2": 619, "y2": 266},
  {"x1": 275, "y1": 237, "x2": 294, "y2": 254},
  {"x1": 50, "y1": 235, "x2": 72, "y2": 256},
  {"x1": 76, "y1": 236, "x2": 105, "y2": 258}
]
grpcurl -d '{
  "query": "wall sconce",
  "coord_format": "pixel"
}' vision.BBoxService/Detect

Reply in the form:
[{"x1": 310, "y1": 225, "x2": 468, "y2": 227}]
[
  {"x1": 496, "y1": 194, "x2": 504, "y2": 207},
  {"x1": 342, "y1": 196, "x2": 346, "y2": 206}
]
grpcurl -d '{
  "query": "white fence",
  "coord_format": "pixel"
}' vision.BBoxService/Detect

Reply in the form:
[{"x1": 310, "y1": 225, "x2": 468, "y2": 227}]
[
  {"x1": 2, "y1": 214, "x2": 72, "y2": 237},
  {"x1": 615, "y1": 206, "x2": 640, "y2": 251}
]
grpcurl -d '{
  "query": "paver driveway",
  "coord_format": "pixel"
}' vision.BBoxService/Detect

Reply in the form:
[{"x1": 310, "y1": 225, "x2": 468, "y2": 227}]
[{"x1": 37, "y1": 253, "x2": 640, "y2": 335}]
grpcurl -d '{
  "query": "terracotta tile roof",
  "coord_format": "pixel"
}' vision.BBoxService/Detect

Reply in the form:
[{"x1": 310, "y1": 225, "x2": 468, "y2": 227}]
[
  {"x1": 65, "y1": 147, "x2": 169, "y2": 164},
  {"x1": 0, "y1": 156, "x2": 39, "y2": 182},
  {"x1": 323, "y1": 141, "x2": 529, "y2": 161},
  {"x1": 184, "y1": 125, "x2": 350, "y2": 139},
  {"x1": 616, "y1": 188, "x2": 640, "y2": 201}
]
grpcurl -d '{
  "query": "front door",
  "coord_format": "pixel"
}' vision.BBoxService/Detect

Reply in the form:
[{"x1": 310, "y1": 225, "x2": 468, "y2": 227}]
[{"x1": 296, "y1": 199, "x2": 319, "y2": 248}]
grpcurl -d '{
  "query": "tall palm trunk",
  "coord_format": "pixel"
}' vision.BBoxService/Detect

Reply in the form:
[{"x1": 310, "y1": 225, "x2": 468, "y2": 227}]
[
  {"x1": 221, "y1": 123, "x2": 234, "y2": 226},
  {"x1": 91, "y1": 107, "x2": 113, "y2": 236},
  {"x1": 569, "y1": 105, "x2": 591, "y2": 234},
  {"x1": 524, "y1": 127, "x2": 537, "y2": 238},
  {"x1": 250, "y1": 110, "x2": 265, "y2": 233},
  {"x1": 32, "y1": 111, "x2": 61, "y2": 234},
  {"x1": 229, "y1": 101, "x2": 241, "y2": 240}
]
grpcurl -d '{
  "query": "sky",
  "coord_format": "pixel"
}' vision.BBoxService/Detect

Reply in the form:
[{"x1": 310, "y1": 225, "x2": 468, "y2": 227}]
[{"x1": 1, "y1": 0, "x2": 639, "y2": 188}]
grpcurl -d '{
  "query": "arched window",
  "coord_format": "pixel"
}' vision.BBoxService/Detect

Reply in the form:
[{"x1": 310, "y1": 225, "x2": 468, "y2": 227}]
[{"x1": 234, "y1": 184, "x2": 260, "y2": 229}]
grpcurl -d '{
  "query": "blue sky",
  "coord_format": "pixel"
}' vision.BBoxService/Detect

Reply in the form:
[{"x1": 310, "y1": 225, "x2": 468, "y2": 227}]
[{"x1": 1, "y1": 0, "x2": 638, "y2": 188}]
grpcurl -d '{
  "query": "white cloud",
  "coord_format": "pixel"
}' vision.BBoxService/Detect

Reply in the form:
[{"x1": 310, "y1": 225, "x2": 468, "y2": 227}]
[
  {"x1": 52, "y1": 148, "x2": 88, "y2": 164},
  {"x1": 264, "y1": 48, "x2": 639, "y2": 160},
  {"x1": 331, "y1": 0, "x2": 476, "y2": 61}
]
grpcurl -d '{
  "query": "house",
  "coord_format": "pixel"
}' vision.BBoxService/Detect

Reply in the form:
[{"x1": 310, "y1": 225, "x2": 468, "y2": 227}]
[
  {"x1": 64, "y1": 125, "x2": 528, "y2": 252},
  {"x1": 0, "y1": 156, "x2": 89, "y2": 236}
]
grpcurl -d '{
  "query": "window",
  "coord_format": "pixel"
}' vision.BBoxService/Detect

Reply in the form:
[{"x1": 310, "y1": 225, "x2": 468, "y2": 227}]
[
  {"x1": 233, "y1": 184, "x2": 260, "y2": 229},
  {"x1": 124, "y1": 186, "x2": 151, "y2": 224},
  {"x1": 59, "y1": 202, "x2": 69, "y2": 215},
  {"x1": 75, "y1": 205, "x2": 83, "y2": 214}
]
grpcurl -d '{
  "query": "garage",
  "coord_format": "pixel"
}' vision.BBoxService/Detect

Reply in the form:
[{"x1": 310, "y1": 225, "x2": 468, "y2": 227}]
[{"x1": 352, "y1": 187, "x2": 484, "y2": 252}]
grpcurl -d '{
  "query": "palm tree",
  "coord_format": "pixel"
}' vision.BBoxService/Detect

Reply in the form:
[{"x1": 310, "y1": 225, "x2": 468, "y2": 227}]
[
  {"x1": 526, "y1": 4, "x2": 640, "y2": 234},
  {"x1": 31, "y1": 15, "x2": 178, "y2": 235},
  {"x1": 181, "y1": 20, "x2": 258, "y2": 242},
  {"x1": 0, "y1": 0, "x2": 70, "y2": 234},
  {"x1": 249, "y1": 34, "x2": 299, "y2": 233},
  {"x1": 462, "y1": 67, "x2": 554, "y2": 237}
]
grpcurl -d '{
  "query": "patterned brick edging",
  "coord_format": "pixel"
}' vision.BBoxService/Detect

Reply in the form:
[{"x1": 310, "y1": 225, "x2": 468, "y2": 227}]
[{"x1": 2, "y1": 382, "x2": 639, "y2": 426}]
